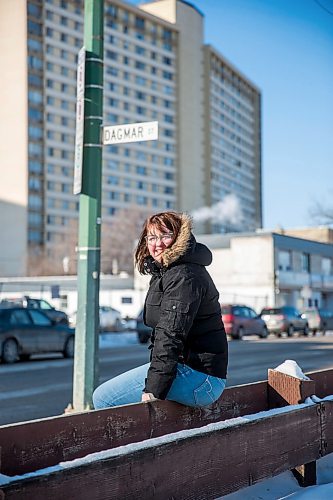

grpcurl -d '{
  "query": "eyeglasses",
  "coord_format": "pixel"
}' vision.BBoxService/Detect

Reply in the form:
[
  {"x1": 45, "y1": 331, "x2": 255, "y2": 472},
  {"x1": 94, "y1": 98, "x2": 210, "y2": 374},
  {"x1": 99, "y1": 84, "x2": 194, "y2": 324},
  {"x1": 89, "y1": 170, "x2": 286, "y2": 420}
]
[{"x1": 146, "y1": 233, "x2": 174, "y2": 244}]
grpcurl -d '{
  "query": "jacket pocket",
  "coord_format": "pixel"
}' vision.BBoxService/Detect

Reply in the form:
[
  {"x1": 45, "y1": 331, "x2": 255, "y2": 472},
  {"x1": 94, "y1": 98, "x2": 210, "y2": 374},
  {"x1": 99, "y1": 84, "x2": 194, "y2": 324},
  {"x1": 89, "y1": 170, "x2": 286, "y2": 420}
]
[{"x1": 161, "y1": 299, "x2": 190, "y2": 331}]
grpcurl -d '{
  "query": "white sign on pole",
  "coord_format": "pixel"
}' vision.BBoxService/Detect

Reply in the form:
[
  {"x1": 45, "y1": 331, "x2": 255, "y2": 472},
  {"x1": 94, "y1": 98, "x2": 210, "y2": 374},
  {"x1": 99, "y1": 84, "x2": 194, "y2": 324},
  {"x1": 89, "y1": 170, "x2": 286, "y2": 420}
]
[
  {"x1": 73, "y1": 47, "x2": 86, "y2": 195},
  {"x1": 103, "y1": 121, "x2": 158, "y2": 145}
]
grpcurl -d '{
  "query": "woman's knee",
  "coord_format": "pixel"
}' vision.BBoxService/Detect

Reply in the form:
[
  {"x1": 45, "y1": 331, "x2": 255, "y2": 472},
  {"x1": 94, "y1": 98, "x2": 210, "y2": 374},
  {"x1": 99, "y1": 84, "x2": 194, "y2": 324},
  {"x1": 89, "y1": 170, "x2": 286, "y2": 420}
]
[{"x1": 92, "y1": 384, "x2": 109, "y2": 409}]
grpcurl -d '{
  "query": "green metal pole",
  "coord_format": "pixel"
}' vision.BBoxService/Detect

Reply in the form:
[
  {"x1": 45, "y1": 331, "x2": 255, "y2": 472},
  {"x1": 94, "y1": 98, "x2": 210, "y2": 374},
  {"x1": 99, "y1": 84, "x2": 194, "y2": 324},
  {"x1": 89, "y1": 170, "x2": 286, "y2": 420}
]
[{"x1": 72, "y1": 0, "x2": 104, "y2": 411}]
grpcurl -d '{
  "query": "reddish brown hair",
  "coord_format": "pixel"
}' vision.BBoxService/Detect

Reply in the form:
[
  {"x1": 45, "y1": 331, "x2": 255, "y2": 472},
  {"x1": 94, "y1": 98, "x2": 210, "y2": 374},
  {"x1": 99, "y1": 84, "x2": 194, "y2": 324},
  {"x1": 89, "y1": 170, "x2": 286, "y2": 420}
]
[{"x1": 135, "y1": 211, "x2": 183, "y2": 274}]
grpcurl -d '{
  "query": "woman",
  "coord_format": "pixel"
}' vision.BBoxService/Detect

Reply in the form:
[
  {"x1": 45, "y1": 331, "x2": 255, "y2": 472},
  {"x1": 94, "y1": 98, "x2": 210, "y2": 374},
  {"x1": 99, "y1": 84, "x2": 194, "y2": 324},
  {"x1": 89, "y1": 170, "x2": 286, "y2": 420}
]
[{"x1": 93, "y1": 211, "x2": 228, "y2": 409}]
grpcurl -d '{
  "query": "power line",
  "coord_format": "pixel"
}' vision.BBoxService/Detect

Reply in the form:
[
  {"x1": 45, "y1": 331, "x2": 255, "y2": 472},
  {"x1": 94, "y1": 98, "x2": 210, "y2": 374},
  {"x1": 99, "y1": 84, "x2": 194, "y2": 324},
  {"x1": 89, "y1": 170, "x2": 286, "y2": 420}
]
[{"x1": 313, "y1": 0, "x2": 333, "y2": 16}]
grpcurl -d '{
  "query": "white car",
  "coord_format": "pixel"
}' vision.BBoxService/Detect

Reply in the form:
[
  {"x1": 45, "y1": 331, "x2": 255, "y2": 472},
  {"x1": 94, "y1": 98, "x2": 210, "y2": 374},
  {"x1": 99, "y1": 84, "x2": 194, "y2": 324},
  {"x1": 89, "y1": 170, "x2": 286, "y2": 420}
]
[
  {"x1": 99, "y1": 306, "x2": 123, "y2": 332},
  {"x1": 69, "y1": 306, "x2": 123, "y2": 332}
]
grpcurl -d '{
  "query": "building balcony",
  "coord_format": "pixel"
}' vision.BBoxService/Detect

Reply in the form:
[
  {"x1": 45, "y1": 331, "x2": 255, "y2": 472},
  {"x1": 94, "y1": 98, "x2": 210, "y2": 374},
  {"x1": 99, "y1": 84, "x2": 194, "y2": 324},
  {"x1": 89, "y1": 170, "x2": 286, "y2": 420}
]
[{"x1": 276, "y1": 271, "x2": 333, "y2": 291}]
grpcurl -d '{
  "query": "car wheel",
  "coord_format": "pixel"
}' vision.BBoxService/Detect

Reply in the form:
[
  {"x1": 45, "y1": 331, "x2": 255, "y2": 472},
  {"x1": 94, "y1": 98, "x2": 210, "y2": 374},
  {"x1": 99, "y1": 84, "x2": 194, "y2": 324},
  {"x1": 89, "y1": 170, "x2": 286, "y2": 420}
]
[
  {"x1": 114, "y1": 318, "x2": 122, "y2": 332},
  {"x1": 259, "y1": 326, "x2": 268, "y2": 339},
  {"x1": 2, "y1": 339, "x2": 19, "y2": 364},
  {"x1": 235, "y1": 326, "x2": 244, "y2": 340},
  {"x1": 287, "y1": 325, "x2": 294, "y2": 337},
  {"x1": 63, "y1": 336, "x2": 75, "y2": 358}
]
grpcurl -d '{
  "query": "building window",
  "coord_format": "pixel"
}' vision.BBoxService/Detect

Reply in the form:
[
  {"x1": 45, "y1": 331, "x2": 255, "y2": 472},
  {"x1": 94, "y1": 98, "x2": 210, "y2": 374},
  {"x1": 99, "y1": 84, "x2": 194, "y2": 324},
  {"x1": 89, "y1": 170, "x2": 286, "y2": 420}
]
[
  {"x1": 29, "y1": 74, "x2": 42, "y2": 86},
  {"x1": 28, "y1": 20, "x2": 42, "y2": 36},
  {"x1": 29, "y1": 143, "x2": 42, "y2": 155},
  {"x1": 301, "y1": 253, "x2": 311, "y2": 273},
  {"x1": 28, "y1": 194, "x2": 42, "y2": 208},
  {"x1": 29, "y1": 160, "x2": 42, "y2": 173},
  {"x1": 135, "y1": 61, "x2": 146, "y2": 71},
  {"x1": 322, "y1": 257, "x2": 332, "y2": 276},
  {"x1": 121, "y1": 297, "x2": 132, "y2": 304},
  {"x1": 278, "y1": 250, "x2": 291, "y2": 271},
  {"x1": 28, "y1": 90, "x2": 42, "y2": 104}
]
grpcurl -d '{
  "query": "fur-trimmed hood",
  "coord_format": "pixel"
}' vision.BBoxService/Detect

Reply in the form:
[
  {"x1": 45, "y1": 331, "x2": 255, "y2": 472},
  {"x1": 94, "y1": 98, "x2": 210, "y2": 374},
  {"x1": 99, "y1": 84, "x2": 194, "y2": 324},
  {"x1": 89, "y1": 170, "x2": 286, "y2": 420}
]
[{"x1": 157, "y1": 213, "x2": 212, "y2": 268}]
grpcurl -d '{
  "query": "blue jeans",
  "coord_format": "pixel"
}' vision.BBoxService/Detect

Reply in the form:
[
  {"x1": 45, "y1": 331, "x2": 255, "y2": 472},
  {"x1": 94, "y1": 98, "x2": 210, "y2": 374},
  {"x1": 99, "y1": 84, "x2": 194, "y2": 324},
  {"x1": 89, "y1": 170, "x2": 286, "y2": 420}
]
[{"x1": 93, "y1": 362, "x2": 226, "y2": 409}]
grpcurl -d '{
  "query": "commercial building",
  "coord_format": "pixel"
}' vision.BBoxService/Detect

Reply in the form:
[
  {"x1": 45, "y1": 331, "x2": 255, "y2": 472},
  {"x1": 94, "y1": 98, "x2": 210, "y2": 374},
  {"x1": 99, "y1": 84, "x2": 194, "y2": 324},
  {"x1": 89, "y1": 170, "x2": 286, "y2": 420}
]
[
  {"x1": 4, "y1": 230, "x2": 331, "y2": 318},
  {"x1": 0, "y1": 0, "x2": 262, "y2": 276},
  {"x1": 196, "y1": 231, "x2": 333, "y2": 312}
]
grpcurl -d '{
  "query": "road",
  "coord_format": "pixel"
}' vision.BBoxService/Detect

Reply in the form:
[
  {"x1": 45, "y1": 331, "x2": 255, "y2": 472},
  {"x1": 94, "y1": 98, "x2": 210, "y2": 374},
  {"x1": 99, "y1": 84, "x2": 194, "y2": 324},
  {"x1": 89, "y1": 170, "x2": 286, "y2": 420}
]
[{"x1": 1, "y1": 332, "x2": 333, "y2": 426}]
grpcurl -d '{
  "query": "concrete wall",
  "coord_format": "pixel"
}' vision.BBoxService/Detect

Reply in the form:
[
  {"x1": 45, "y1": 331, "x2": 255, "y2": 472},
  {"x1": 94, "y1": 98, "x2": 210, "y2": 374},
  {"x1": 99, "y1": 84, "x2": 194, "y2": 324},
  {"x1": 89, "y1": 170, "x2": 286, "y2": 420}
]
[
  {"x1": 0, "y1": 0, "x2": 28, "y2": 276},
  {"x1": 208, "y1": 235, "x2": 275, "y2": 311}
]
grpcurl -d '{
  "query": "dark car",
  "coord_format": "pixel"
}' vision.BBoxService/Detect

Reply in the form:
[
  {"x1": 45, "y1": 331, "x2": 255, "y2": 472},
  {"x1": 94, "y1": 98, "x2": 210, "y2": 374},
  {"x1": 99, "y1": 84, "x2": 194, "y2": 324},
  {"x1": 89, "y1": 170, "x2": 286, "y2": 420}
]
[
  {"x1": 136, "y1": 309, "x2": 153, "y2": 344},
  {"x1": 301, "y1": 308, "x2": 333, "y2": 335},
  {"x1": 0, "y1": 307, "x2": 75, "y2": 363},
  {"x1": 221, "y1": 304, "x2": 268, "y2": 340},
  {"x1": 0, "y1": 296, "x2": 69, "y2": 325},
  {"x1": 260, "y1": 306, "x2": 309, "y2": 337}
]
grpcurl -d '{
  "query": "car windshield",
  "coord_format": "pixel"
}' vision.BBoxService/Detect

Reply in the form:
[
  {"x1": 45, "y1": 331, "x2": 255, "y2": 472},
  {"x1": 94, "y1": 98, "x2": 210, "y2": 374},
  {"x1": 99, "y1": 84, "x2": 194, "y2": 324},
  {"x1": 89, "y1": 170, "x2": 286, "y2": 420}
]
[{"x1": 261, "y1": 308, "x2": 282, "y2": 315}]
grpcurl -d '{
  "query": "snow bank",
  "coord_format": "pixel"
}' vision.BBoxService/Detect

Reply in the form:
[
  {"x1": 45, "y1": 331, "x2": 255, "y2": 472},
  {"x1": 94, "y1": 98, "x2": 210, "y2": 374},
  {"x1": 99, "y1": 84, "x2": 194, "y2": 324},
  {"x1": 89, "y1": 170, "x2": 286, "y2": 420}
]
[
  {"x1": 274, "y1": 360, "x2": 310, "y2": 380},
  {"x1": 222, "y1": 453, "x2": 333, "y2": 499}
]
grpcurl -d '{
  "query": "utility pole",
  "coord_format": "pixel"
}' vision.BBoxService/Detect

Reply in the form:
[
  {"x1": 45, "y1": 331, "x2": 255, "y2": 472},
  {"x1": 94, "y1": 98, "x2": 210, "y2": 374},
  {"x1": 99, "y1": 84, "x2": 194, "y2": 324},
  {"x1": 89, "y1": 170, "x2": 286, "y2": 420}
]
[{"x1": 72, "y1": 0, "x2": 104, "y2": 411}]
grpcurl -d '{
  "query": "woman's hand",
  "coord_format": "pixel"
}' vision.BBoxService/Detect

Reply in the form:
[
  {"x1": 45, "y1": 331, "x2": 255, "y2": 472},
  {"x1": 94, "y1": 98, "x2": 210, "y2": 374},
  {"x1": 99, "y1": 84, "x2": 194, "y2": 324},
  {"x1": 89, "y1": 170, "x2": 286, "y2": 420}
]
[{"x1": 141, "y1": 392, "x2": 157, "y2": 402}]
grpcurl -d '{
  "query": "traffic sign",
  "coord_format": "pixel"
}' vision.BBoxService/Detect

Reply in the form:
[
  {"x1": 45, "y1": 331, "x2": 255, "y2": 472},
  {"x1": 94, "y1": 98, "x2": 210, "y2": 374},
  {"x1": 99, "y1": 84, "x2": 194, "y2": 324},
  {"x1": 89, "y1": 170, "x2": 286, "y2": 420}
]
[
  {"x1": 103, "y1": 121, "x2": 158, "y2": 145},
  {"x1": 73, "y1": 47, "x2": 86, "y2": 195}
]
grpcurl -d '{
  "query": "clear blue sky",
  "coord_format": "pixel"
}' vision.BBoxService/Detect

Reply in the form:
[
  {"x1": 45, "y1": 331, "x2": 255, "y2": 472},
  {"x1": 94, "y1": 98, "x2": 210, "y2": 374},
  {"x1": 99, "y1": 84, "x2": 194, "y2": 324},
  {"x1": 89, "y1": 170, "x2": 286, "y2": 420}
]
[{"x1": 132, "y1": 0, "x2": 333, "y2": 229}]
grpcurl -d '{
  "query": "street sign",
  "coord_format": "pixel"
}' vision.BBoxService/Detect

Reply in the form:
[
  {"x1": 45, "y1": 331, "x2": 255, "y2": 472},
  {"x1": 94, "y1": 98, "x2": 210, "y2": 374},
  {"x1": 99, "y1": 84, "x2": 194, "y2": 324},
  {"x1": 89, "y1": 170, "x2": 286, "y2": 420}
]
[
  {"x1": 103, "y1": 121, "x2": 158, "y2": 145},
  {"x1": 73, "y1": 47, "x2": 86, "y2": 195}
]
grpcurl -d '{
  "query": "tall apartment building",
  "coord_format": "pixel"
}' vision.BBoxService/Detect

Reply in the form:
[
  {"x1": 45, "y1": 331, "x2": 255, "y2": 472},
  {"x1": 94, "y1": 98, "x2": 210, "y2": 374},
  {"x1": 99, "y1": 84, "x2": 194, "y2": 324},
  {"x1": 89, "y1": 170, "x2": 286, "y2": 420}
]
[{"x1": 0, "y1": 0, "x2": 262, "y2": 276}]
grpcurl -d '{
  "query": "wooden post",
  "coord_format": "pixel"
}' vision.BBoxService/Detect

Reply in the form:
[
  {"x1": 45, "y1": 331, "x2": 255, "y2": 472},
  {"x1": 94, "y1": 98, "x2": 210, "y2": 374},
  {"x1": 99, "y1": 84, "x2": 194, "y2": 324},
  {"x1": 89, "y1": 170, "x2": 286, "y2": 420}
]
[
  {"x1": 268, "y1": 369, "x2": 316, "y2": 407},
  {"x1": 268, "y1": 368, "x2": 317, "y2": 487}
]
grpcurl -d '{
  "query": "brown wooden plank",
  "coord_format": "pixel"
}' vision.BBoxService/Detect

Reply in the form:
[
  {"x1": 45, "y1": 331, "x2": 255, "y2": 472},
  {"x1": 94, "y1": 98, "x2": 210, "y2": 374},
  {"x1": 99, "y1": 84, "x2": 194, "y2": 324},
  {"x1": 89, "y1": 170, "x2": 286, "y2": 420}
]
[
  {"x1": 306, "y1": 368, "x2": 333, "y2": 398},
  {"x1": 0, "y1": 403, "x2": 151, "y2": 477},
  {"x1": 0, "y1": 381, "x2": 267, "y2": 477},
  {"x1": 268, "y1": 369, "x2": 316, "y2": 407},
  {"x1": 321, "y1": 400, "x2": 333, "y2": 454},
  {"x1": 0, "y1": 405, "x2": 322, "y2": 500}
]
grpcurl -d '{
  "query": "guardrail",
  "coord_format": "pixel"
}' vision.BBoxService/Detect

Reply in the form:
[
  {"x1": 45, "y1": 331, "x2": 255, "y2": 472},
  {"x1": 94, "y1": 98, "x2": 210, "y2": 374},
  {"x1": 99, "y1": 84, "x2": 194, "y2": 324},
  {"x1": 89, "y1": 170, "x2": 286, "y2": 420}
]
[{"x1": 0, "y1": 367, "x2": 332, "y2": 499}]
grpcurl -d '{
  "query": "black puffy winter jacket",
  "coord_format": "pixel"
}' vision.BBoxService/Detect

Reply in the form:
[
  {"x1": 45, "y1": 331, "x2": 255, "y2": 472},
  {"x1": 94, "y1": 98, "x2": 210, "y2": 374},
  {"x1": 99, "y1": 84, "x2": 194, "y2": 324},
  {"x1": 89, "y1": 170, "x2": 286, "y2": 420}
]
[{"x1": 143, "y1": 215, "x2": 228, "y2": 399}]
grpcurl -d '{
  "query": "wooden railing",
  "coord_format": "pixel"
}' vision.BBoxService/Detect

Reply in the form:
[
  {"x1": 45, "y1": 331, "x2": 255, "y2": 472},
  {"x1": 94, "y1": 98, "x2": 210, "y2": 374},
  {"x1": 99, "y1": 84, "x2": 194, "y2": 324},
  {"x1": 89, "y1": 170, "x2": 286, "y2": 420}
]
[{"x1": 0, "y1": 367, "x2": 332, "y2": 499}]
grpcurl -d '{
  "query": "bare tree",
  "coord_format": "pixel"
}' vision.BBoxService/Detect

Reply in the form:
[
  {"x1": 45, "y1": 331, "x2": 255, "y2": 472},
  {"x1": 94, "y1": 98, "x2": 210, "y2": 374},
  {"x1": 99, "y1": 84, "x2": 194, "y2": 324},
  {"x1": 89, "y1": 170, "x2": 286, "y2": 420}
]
[
  {"x1": 101, "y1": 206, "x2": 150, "y2": 275},
  {"x1": 28, "y1": 219, "x2": 78, "y2": 276},
  {"x1": 309, "y1": 196, "x2": 333, "y2": 226},
  {"x1": 28, "y1": 207, "x2": 152, "y2": 276}
]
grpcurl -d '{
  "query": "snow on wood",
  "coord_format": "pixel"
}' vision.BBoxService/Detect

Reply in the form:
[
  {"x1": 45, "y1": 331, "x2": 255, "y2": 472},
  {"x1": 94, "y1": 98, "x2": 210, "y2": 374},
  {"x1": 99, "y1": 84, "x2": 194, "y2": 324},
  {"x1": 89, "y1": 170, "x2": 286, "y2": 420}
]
[
  {"x1": 274, "y1": 360, "x2": 310, "y2": 380},
  {"x1": 0, "y1": 400, "x2": 318, "y2": 487}
]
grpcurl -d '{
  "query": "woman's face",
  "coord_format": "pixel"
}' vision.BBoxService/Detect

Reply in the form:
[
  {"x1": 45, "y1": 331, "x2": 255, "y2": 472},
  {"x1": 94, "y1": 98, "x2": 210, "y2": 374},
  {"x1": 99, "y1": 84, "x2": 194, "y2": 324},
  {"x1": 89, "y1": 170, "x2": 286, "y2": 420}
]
[{"x1": 146, "y1": 224, "x2": 175, "y2": 263}]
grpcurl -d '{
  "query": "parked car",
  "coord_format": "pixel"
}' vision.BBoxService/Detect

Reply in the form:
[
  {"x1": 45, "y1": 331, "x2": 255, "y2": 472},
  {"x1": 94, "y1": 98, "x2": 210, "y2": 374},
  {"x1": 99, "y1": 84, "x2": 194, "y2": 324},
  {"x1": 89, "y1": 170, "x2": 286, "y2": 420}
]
[
  {"x1": 136, "y1": 309, "x2": 153, "y2": 344},
  {"x1": 69, "y1": 306, "x2": 123, "y2": 332},
  {"x1": 301, "y1": 308, "x2": 333, "y2": 335},
  {"x1": 221, "y1": 304, "x2": 268, "y2": 340},
  {"x1": 0, "y1": 296, "x2": 69, "y2": 325},
  {"x1": 0, "y1": 307, "x2": 75, "y2": 363},
  {"x1": 99, "y1": 306, "x2": 123, "y2": 332},
  {"x1": 260, "y1": 306, "x2": 309, "y2": 337}
]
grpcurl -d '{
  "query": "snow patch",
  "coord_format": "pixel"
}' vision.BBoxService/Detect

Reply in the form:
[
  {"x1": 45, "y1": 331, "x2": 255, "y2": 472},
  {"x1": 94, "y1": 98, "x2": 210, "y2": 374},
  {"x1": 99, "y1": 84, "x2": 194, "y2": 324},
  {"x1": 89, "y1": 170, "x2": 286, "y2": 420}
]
[
  {"x1": 274, "y1": 360, "x2": 310, "y2": 380},
  {"x1": 222, "y1": 453, "x2": 333, "y2": 499}
]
